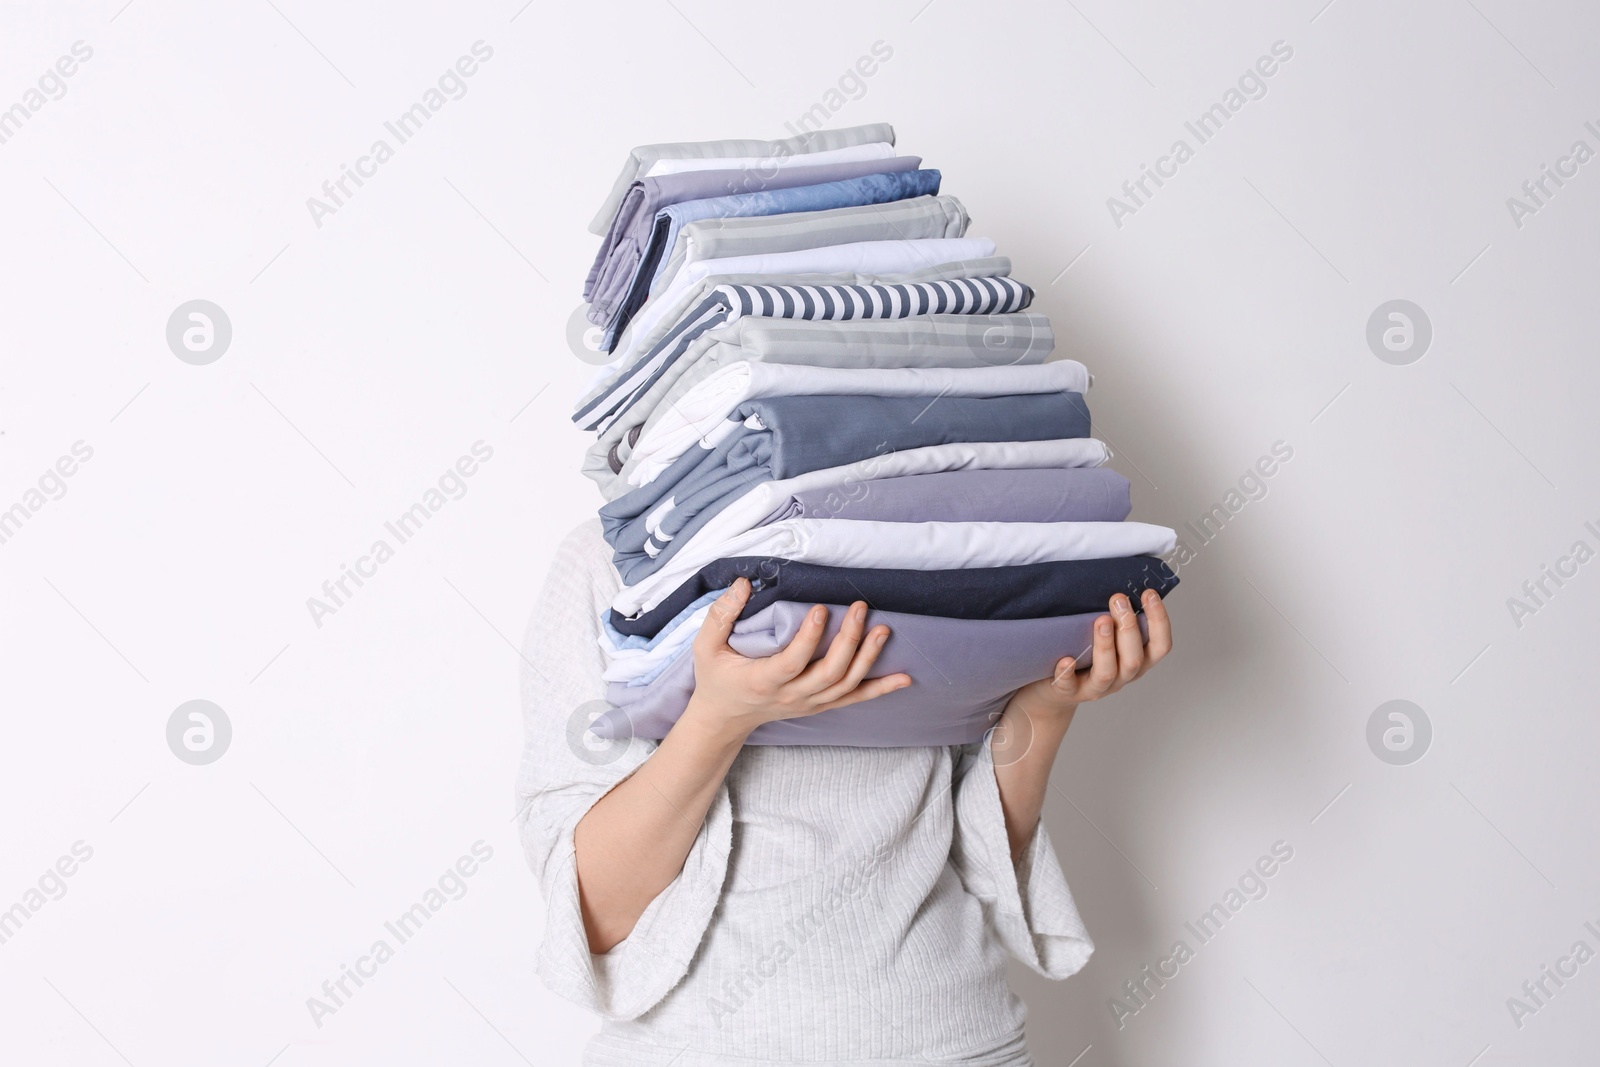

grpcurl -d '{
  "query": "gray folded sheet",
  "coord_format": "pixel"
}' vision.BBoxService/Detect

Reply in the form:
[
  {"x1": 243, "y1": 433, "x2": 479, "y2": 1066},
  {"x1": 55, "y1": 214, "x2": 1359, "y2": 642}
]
[
  {"x1": 608, "y1": 310, "x2": 1057, "y2": 478},
  {"x1": 651, "y1": 194, "x2": 970, "y2": 303},
  {"x1": 581, "y1": 257, "x2": 1028, "y2": 497},
  {"x1": 591, "y1": 602, "x2": 1147, "y2": 747}
]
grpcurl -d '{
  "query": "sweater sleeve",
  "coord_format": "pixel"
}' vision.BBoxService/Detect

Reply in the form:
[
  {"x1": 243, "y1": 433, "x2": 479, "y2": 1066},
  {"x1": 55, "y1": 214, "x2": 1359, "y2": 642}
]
[
  {"x1": 949, "y1": 730, "x2": 1095, "y2": 979},
  {"x1": 515, "y1": 520, "x2": 733, "y2": 1019}
]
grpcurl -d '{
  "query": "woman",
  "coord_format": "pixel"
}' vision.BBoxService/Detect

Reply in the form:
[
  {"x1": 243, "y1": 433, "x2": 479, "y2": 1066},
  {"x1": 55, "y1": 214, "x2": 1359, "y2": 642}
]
[{"x1": 518, "y1": 520, "x2": 1172, "y2": 1065}]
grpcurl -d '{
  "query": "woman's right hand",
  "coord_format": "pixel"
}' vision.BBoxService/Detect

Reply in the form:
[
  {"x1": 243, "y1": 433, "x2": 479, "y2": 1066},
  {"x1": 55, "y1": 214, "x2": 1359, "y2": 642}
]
[{"x1": 681, "y1": 578, "x2": 911, "y2": 740}]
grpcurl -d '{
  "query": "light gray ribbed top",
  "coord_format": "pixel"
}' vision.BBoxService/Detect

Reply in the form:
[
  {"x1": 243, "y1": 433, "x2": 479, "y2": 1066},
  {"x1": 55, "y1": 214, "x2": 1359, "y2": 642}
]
[{"x1": 516, "y1": 521, "x2": 1094, "y2": 1066}]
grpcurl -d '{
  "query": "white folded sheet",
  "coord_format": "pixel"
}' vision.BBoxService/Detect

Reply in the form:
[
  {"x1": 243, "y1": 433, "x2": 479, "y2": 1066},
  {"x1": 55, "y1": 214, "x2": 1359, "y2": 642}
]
[
  {"x1": 640, "y1": 141, "x2": 896, "y2": 178},
  {"x1": 699, "y1": 518, "x2": 1176, "y2": 574}
]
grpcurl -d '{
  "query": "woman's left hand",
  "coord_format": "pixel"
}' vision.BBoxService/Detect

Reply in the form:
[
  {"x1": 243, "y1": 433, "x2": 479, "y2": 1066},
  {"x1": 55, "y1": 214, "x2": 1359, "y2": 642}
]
[{"x1": 1010, "y1": 589, "x2": 1173, "y2": 718}]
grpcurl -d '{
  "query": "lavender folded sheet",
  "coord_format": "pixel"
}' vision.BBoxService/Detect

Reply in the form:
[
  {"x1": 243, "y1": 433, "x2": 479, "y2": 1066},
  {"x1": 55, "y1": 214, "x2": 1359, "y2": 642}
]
[
  {"x1": 591, "y1": 604, "x2": 1151, "y2": 747},
  {"x1": 772, "y1": 466, "x2": 1132, "y2": 525}
]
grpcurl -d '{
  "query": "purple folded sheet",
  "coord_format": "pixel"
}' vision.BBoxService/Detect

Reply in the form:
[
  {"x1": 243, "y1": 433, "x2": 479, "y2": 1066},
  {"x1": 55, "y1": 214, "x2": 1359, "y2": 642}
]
[{"x1": 591, "y1": 602, "x2": 1149, "y2": 747}]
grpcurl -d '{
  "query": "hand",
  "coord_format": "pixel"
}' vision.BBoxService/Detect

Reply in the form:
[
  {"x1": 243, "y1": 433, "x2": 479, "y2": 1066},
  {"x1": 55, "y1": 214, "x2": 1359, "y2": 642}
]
[
  {"x1": 680, "y1": 578, "x2": 911, "y2": 741},
  {"x1": 1009, "y1": 590, "x2": 1173, "y2": 720}
]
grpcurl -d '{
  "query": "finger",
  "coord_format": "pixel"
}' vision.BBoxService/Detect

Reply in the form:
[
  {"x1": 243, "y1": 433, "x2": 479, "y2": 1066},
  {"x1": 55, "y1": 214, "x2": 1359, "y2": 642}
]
[
  {"x1": 1048, "y1": 655, "x2": 1081, "y2": 700},
  {"x1": 1138, "y1": 589, "x2": 1172, "y2": 674},
  {"x1": 692, "y1": 579, "x2": 750, "y2": 656},
  {"x1": 807, "y1": 621, "x2": 892, "y2": 704},
  {"x1": 1082, "y1": 615, "x2": 1119, "y2": 697},
  {"x1": 815, "y1": 670, "x2": 912, "y2": 713},
  {"x1": 765, "y1": 603, "x2": 832, "y2": 680},
  {"x1": 1109, "y1": 594, "x2": 1145, "y2": 685},
  {"x1": 790, "y1": 602, "x2": 870, "y2": 695}
]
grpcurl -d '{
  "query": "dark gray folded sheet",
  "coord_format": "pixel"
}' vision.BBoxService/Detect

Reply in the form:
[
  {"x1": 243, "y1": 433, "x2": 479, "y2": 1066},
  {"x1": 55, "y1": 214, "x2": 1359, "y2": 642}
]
[{"x1": 600, "y1": 390, "x2": 1091, "y2": 583}]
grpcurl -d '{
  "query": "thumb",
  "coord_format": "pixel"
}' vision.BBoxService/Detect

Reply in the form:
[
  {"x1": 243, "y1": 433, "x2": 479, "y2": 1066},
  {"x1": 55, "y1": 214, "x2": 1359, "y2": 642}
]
[
  {"x1": 694, "y1": 578, "x2": 751, "y2": 656},
  {"x1": 1049, "y1": 656, "x2": 1080, "y2": 697}
]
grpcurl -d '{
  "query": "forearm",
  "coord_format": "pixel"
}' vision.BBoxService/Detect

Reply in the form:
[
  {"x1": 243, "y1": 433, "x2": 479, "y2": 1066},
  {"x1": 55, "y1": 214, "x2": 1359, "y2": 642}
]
[
  {"x1": 573, "y1": 702, "x2": 748, "y2": 953},
  {"x1": 991, "y1": 693, "x2": 1076, "y2": 863}
]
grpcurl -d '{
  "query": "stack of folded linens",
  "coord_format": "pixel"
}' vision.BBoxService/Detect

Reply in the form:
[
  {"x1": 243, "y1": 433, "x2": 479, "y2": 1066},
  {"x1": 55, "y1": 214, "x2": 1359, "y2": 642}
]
[{"x1": 573, "y1": 123, "x2": 1178, "y2": 746}]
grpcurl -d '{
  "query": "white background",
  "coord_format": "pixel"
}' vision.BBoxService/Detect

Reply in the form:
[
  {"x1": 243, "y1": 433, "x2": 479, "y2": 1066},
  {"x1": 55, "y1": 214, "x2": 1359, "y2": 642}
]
[{"x1": 2, "y1": 1, "x2": 1598, "y2": 1064}]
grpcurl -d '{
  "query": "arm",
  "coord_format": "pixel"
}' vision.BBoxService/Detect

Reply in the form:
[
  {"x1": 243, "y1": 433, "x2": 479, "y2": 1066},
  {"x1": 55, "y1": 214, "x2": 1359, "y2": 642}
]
[
  {"x1": 573, "y1": 714, "x2": 745, "y2": 954},
  {"x1": 574, "y1": 579, "x2": 908, "y2": 952},
  {"x1": 992, "y1": 589, "x2": 1173, "y2": 862}
]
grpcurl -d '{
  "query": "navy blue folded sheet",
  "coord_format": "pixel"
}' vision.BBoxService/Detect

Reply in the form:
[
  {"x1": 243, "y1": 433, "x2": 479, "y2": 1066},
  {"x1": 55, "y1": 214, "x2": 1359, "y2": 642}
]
[{"x1": 607, "y1": 554, "x2": 1179, "y2": 638}]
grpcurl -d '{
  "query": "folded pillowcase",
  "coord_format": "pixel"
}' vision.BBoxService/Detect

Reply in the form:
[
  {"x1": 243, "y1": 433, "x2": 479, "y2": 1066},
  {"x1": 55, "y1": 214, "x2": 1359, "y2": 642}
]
[
  {"x1": 606, "y1": 552, "x2": 1177, "y2": 641},
  {"x1": 590, "y1": 603, "x2": 1153, "y2": 747},
  {"x1": 601, "y1": 391, "x2": 1092, "y2": 582},
  {"x1": 609, "y1": 437, "x2": 1115, "y2": 617},
  {"x1": 625, "y1": 359, "x2": 1090, "y2": 487}
]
